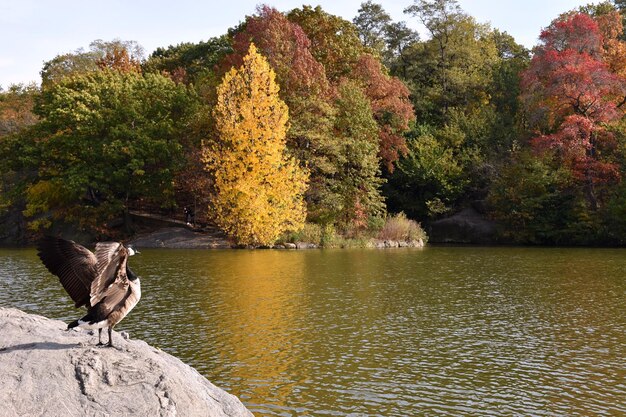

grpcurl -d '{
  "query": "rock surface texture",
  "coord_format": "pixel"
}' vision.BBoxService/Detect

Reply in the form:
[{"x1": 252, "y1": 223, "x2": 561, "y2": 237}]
[{"x1": 0, "y1": 307, "x2": 253, "y2": 417}]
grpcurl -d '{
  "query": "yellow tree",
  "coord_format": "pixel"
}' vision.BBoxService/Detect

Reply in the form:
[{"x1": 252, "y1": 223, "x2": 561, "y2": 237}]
[{"x1": 204, "y1": 44, "x2": 308, "y2": 246}]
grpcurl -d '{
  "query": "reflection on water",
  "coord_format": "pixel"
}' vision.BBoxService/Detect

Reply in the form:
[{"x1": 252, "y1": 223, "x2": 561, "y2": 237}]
[{"x1": 1, "y1": 247, "x2": 625, "y2": 416}]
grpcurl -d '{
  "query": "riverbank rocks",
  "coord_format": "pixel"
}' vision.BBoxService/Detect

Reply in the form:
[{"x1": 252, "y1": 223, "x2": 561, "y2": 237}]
[
  {"x1": 296, "y1": 241, "x2": 318, "y2": 249},
  {"x1": 0, "y1": 307, "x2": 253, "y2": 417},
  {"x1": 370, "y1": 239, "x2": 425, "y2": 249}
]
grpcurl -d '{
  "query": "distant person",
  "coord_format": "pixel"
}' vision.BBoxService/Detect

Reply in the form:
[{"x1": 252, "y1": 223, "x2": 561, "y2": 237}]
[{"x1": 184, "y1": 207, "x2": 194, "y2": 226}]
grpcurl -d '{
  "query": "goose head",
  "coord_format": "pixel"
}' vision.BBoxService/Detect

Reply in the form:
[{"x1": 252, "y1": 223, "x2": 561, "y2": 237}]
[{"x1": 127, "y1": 245, "x2": 140, "y2": 256}]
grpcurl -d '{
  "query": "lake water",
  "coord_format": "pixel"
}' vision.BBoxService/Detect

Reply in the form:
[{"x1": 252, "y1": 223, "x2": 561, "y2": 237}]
[{"x1": 1, "y1": 246, "x2": 625, "y2": 416}]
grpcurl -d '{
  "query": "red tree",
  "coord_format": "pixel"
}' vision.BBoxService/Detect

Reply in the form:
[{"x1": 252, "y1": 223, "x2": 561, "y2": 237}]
[
  {"x1": 352, "y1": 54, "x2": 414, "y2": 172},
  {"x1": 521, "y1": 12, "x2": 626, "y2": 208},
  {"x1": 223, "y1": 5, "x2": 328, "y2": 97},
  {"x1": 222, "y1": 5, "x2": 414, "y2": 172}
]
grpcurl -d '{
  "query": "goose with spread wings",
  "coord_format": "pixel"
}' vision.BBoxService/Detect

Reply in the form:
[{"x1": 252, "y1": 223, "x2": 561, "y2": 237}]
[{"x1": 37, "y1": 236, "x2": 141, "y2": 347}]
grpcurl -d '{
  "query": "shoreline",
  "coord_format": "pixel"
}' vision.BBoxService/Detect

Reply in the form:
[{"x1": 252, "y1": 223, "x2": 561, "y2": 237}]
[{"x1": 128, "y1": 226, "x2": 426, "y2": 250}]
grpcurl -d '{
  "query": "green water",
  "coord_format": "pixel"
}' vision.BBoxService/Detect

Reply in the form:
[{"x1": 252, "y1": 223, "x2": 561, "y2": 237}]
[{"x1": 1, "y1": 246, "x2": 625, "y2": 416}]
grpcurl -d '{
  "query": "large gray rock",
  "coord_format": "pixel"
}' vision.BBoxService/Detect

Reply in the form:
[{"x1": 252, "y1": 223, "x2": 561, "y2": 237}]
[
  {"x1": 0, "y1": 307, "x2": 253, "y2": 417},
  {"x1": 428, "y1": 207, "x2": 498, "y2": 244}
]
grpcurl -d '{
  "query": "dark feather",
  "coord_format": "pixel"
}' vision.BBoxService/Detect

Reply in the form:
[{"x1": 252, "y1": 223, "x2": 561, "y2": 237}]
[{"x1": 37, "y1": 236, "x2": 98, "y2": 308}]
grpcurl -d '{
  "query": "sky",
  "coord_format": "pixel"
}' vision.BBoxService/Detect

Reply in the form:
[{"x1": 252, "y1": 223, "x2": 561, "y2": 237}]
[{"x1": 0, "y1": 0, "x2": 596, "y2": 87}]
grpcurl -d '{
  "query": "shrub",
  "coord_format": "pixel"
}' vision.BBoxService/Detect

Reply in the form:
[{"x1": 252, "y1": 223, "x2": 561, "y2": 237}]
[
  {"x1": 378, "y1": 212, "x2": 427, "y2": 242},
  {"x1": 283, "y1": 223, "x2": 323, "y2": 246}
]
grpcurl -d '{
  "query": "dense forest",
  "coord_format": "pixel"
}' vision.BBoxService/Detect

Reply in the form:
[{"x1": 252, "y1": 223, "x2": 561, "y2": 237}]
[{"x1": 3, "y1": 0, "x2": 626, "y2": 246}]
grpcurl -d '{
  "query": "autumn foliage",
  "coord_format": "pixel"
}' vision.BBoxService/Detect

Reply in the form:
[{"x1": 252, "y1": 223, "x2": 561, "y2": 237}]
[
  {"x1": 224, "y1": 5, "x2": 328, "y2": 97},
  {"x1": 204, "y1": 44, "x2": 308, "y2": 246},
  {"x1": 521, "y1": 11, "x2": 626, "y2": 209},
  {"x1": 96, "y1": 46, "x2": 142, "y2": 73},
  {"x1": 8, "y1": 1, "x2": 626, "y2": 245},
  {"x1": 353, "y1": 54, "x2": 413, "y2": 171},
  {"x1": 218, "y1": 5, "x2": 412, "y2": 228}
]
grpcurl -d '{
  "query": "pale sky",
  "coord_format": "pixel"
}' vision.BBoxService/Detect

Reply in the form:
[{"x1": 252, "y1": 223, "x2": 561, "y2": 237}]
[{"x1": 0, "y1": 0, "x2": 596, "y2": 87}]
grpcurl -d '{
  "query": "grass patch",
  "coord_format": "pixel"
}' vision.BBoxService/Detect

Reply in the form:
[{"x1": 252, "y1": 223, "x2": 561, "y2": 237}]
[{"x1": 282, "y1": 213, "x2": 428, "y2": 248}]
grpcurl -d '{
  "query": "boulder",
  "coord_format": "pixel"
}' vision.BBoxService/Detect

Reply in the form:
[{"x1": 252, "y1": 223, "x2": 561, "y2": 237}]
[
  {"x1": 427, "y1": 207, "x2": 498, "y2": 244},
  {"x1": 295, "y1": 242, "x2": 318, "y2": 249},
  {"x1": 0, "y1": 307, "x2": 253, "y2": 417}
]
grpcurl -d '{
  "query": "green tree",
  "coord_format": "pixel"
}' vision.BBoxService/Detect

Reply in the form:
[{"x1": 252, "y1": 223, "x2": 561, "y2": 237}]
[
  {"x1": 331, "y1": 81, "x2": 386, "y2": 230},
  {"x1": 488, "y1": 151, "x2": 590, "y2": 244},
  {"x1": 143, "y1": 36, "x2": 233, "y2": 84},
  {"x1": 0, "y1": 84, "x2": 41, "y2": 219},
  {"x1": 204, "y1": 44, "x2": 308, "y2": 246},
  {"x1": 385, "y1": 124, "x2": 468, "y2": 218},
  {"x1": 22, "y1": 70, "x2": 195, "y2": 231},
  {"x1": 384, "y1": 21, "x2": 420, "y2": 78},
  {"x1": 41, "y1": 39, "x2": 144, "y2": 87},
  {"x1": 353, "y1": 1, "x2": 392, "y2": 55},
  {"x1": 486, "y1": 30, "x2": 529, "y2": 156},
  {"x1": 405, "y1": 0, "x2": 498, "y2": 123},
  {"x1": 383, "y1": 0, "x2": 526, "y2": 219}
]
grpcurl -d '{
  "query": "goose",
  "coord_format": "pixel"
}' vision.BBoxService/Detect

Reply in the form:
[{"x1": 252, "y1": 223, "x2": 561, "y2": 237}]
[{"x1": 36, "y1": 236, "x2": 141, "y2": 347}]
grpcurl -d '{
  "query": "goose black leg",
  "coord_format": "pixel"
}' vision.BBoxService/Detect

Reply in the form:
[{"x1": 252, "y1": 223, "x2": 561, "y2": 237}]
[
  {"x1": 96, "y1": 328, "x2": 104, "y2": 346},
  {"x1": 106, "y1": 326, "x2": 114, "y2": 347}
]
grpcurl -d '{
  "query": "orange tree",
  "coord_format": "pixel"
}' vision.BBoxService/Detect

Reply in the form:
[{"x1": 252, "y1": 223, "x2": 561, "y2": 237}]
[{"x1": 204, "y1": 44, "x2": 308, "y2": 246}]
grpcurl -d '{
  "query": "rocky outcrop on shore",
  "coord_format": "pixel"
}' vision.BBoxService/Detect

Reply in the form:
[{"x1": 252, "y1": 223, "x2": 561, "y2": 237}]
[
  {"x1": 427, "y1": 207, "x2": 498, "y2": 244},
  {"x1": 129, "y1": 227, "x2": 234, "y2": 249},
  {"x1": 0, "y1": 307, "x2": 253, "y2": 417}
]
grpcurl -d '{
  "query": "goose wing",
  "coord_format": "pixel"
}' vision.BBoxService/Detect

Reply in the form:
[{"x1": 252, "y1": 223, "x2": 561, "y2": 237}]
[
  {"x1": 90, "y1": 242, "x2": 128, "y2": 306},
  {"x1": 95, "y1": 279, "x2": 131, "y2": 319},
  {"x1": 36, "y1": 236, "x2": 98, "y2": 308}
]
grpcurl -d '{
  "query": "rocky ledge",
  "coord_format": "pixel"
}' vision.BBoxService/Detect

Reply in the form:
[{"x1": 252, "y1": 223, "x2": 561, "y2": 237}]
[
  {"x1": 130, "y1": 227, "x2": 233, "y2": 249},
  {"x1": 0, "y1": 307, "x2": 253, "y2": 417}
]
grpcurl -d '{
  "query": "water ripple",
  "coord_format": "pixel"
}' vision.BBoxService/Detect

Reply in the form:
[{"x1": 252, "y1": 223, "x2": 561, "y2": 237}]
[{"x1": 1, "y1": 247, "x2": 625, "y2": 416}]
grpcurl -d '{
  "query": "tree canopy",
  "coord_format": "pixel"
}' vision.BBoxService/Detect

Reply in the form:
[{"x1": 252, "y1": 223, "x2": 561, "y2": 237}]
[
  {"x1": 4, "y1": 70, "x2": 196, "y2": 232},
  {"x1": 4, "y1": 1, "x2": 626, "y2": 245}
]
